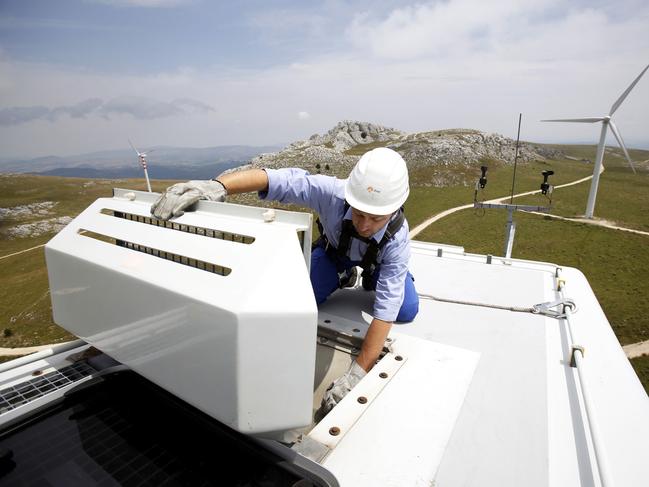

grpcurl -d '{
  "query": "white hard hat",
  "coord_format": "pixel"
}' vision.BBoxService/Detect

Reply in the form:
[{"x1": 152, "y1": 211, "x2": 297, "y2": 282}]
[{"x1": 344, "y1": 147, "x2": 410, "y2": 215}]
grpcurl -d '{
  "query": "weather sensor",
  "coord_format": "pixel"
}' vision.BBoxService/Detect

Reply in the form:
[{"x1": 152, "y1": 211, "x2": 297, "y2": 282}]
[{"x1": 473, "y1": 115, "x2": 554, "y2": 258}]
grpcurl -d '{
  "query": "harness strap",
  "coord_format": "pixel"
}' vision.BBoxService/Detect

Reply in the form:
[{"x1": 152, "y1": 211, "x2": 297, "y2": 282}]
[
  {"x1": 314, "y1": 202, "x2": 405, "y2": 288},
  {"x1": 358, "y1": 209, "x2": 405, "y2": 280}
]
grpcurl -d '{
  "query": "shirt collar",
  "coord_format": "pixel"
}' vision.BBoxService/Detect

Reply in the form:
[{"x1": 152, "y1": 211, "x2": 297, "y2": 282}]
[{"x1": 343, "y1": 206, "x2": 391, "y2": 243}]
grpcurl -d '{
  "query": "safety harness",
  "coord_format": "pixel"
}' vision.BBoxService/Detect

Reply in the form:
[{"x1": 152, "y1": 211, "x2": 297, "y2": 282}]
[{"x1": 314, "y1": 202, "x2": 405, "y2": 289}]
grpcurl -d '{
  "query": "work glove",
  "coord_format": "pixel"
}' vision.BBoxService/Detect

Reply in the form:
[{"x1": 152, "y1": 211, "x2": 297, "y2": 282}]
[
  {"x1": 321, "y1": 361, "x2": 367, "y2": 414},
  {"x1": 151, "y1": 180, "x2": 227, "y2": 220}
]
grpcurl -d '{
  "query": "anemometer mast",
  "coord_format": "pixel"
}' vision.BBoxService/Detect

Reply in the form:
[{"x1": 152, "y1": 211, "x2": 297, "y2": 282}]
[{"x1": 473, "y1": 114, "x2": 554, "y2": 259}]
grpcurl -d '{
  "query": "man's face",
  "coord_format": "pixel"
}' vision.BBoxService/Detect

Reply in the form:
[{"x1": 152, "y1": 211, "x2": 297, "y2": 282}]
[{"x1": 351, "y1": 208, "x2": 392, "y2": 238}]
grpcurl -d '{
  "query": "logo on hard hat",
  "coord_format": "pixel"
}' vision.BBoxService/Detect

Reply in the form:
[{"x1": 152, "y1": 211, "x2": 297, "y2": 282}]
[{"x1": 366, "y1": 186, "x2": 381, "y2": 194}]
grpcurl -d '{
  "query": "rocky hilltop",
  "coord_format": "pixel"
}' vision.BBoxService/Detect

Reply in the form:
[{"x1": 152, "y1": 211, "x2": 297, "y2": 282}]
[{"x1": 236, "y1": 121, "x2": 563, "y2": 183}]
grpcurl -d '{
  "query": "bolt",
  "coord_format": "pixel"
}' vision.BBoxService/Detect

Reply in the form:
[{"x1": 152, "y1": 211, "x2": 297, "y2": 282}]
[
  {"x1": 357, "y1": 396, "x2": 367, "y2": 404},
  {"x1": 329, "y1": 427, "x2": 340, "y2": 436},
  {"x1": 31, "y1": 370, "x2": 43, "y2": 376},
  {"x1": 324, "y1": 319, "x2": 331, "y2": 324},
  {"x1": 395, "y1": 355, "x2": 403, "y2": 361},
  {"x1": 353, "y1": 328, "x2": 360, "y2": 333},
  {"x1": 379, "y1": 372, "x2": 388, "y2": 379},
  {"x1": 319, "y1": 337, "x2": 329, "y2": 344}
]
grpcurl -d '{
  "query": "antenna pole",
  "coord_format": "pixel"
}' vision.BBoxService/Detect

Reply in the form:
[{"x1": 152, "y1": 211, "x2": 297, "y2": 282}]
[
  {"x1": 472, "y1": 114, "x2": 554, "y2": 259},
  {"x1": 510, "y1": 113, "x2": 522, "y2": 204}
]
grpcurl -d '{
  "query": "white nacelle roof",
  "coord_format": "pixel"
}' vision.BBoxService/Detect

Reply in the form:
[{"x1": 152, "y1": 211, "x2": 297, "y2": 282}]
[
  {"x1": 45, "y1": 189, "x2": 317, "y2": 435},
  {"x1": 310, "y1": 241, "x2": 649, "y2": 487}
]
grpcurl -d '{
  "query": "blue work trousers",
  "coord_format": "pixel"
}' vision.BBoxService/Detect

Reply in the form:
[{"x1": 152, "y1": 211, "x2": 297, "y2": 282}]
[{"x1": 310, "y1": 245, "x2": 419, "y2": 322}]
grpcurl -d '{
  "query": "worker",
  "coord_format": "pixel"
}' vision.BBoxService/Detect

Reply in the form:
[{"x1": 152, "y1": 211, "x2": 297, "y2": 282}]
[{"x1": 150, "y1": 147, "x2": 419, "y2": 413}]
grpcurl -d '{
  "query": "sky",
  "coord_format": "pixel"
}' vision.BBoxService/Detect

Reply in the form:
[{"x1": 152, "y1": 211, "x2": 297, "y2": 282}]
[{"x1": 0, "y1": 0, "x2": 648, "y2": 158}]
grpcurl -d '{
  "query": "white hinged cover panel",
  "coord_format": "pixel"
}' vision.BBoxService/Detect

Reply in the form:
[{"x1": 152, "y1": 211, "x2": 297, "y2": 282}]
[{"x1": 45, "y1": 190, "x2": 317, "y2": 436}]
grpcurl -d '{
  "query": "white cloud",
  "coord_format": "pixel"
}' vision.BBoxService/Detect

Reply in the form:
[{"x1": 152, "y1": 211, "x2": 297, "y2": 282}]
[
  {"x1": 0, "y1": 96, "x2": 214, "y2": 126},
  {"x1": 343, "y1": 0, "x2": 645, "y2": 67},
  {"x1": 99, "y1": 96, "x2": 183, "y2": 119},
  {"x1": 1, "y1": 1, "x2": 648, "y2": 157},
  {"x1": 346, "y1": 0, "x2": 541, "y2": 60}
]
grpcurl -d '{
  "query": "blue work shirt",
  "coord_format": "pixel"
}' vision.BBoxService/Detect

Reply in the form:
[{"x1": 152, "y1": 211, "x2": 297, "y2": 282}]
[{"x1": 259, "y1": 168, "x2": 411, "y2": 322}]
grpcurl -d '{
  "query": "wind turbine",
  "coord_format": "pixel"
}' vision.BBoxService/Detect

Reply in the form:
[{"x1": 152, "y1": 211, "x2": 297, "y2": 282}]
[
  {"x1": 128, "y1": 140, "x2": 153, "y2": 193},
  {"x1": 542, "y1": 63, "x2": 648, "y2": 219}
]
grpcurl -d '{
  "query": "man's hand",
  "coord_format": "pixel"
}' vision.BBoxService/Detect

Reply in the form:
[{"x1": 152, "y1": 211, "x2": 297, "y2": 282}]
[
  {"x1": 151, "y1": 180, "x2": 227, "y2": 220},
  {"x1": 321, "y1": 361, "x2": 367, "y2": 414}
]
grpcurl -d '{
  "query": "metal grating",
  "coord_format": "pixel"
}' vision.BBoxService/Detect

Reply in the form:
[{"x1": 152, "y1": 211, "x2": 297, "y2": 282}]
[
  {"x1": 79, "y1": 229, "x2": 232, "y2": 276},
  {"x1": 0, "y1": 361, "x2": 96, "y2": 415},
  {"x1": 101, "y1": 208, "x2": 255, "y2": 244}
]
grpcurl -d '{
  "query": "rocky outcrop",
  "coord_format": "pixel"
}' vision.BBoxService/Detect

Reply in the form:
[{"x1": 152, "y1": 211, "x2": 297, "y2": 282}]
[
  {"x1": 4, "y1": 216, "x2": 73, "y2": 239},
  {"x1": 288, "y1": 121, "x2": 403, "y2": 152},
  {"x1": 393, "y1": 129, "x2": 549, "y2": 168},
  {"x1": 0, "y1": 201, "x2": 73, "y2": 239},
  {"x1": 230, "y1": 122, "x2": 562, "y2": 182}
]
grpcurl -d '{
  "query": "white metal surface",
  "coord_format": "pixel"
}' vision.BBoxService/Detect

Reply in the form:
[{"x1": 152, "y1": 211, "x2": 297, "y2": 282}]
[
  {"x1": 314, "y1": 241, "x2": 649, "y2": 486},
  {"x1": 44, "y1": 190, "x2": 317, "y2": 436},
  {"x1": 557, "y1": 267, "x2": 649, "y2": 487},
  {"x1": 20, "y1": 195, "x2": 649, "y2": 486},
  {"x1": 318, "y1": 335, "x2": 479, "y2": 487}
]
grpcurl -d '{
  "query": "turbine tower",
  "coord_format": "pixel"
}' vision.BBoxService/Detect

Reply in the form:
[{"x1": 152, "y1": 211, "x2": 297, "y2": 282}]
[
  {"x1": 542, "y1": 63, "x2": 648, "y2": 219},
  {"x1": 128, "y1": 140, "x2": 153, "y2": 193}
]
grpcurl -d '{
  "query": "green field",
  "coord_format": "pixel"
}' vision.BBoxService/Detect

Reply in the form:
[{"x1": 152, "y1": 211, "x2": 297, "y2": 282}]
[
  {"x1": 414, "y1": 146, "x2": 649, "y2": 345},
  {"x1": 1, "y1": 144, "x2": 648, "y2": 391},
  {"x1": 0, "y1": 175, "x2": 175, "y2": 347},
  {"x1": 405, "y1": 156, "x2": 595, "y2": 228},
  {"x1": 632, "y1": 354, "x2": 649, "y2": 392}
]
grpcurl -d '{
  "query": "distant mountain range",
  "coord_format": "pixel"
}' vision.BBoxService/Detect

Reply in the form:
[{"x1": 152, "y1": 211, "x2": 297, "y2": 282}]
[{"x1": 0, "y1": 145, "x2": 282, "y2": 180}]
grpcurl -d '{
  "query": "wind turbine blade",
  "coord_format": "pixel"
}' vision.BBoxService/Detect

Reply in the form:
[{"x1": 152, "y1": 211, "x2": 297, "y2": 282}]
[
  {"x1": 128, "y1": 139, "x2": 140, "y2": 155},
  {"x1": 608, "y1": 121, "x2": 637, "y2": 174},
  {"x1": 541, "y1": 117, "x2": 604, "y2": 123},
  {"x1": 609, "y1": 63, "x2": 649, "y2": 116}
]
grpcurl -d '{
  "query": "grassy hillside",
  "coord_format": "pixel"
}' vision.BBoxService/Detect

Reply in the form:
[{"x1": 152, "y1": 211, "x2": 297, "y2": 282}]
[
  {"x1": 405, "y1": 156, "x2": 595, "y2": 228},
  {"x1": 1, "y1": 143, "x2": 648, "y2": 391},
  {"x1": 410, "y1": 144, "x2": 649, "y2": 389},
  {"x1": 415, "y1": 145, "x2": 649, "y2": 345},
  {"x1": 515, "y1": 147, "x2": 649, "y2": 232},
  {"x1": 632, "y1": 354, "x2": 649, "y2": 392},
  {"x1": 0, "y1": 175, "x2": 176, "y2": 347}
]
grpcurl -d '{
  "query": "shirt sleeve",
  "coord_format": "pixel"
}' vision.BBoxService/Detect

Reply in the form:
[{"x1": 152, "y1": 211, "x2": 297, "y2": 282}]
[
  {"x1": 372, "y1": 228, "x2": 411, "y2": 322},
  {"x1": 259, "y1": 168, "x2": 337, "y2": 216}
]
